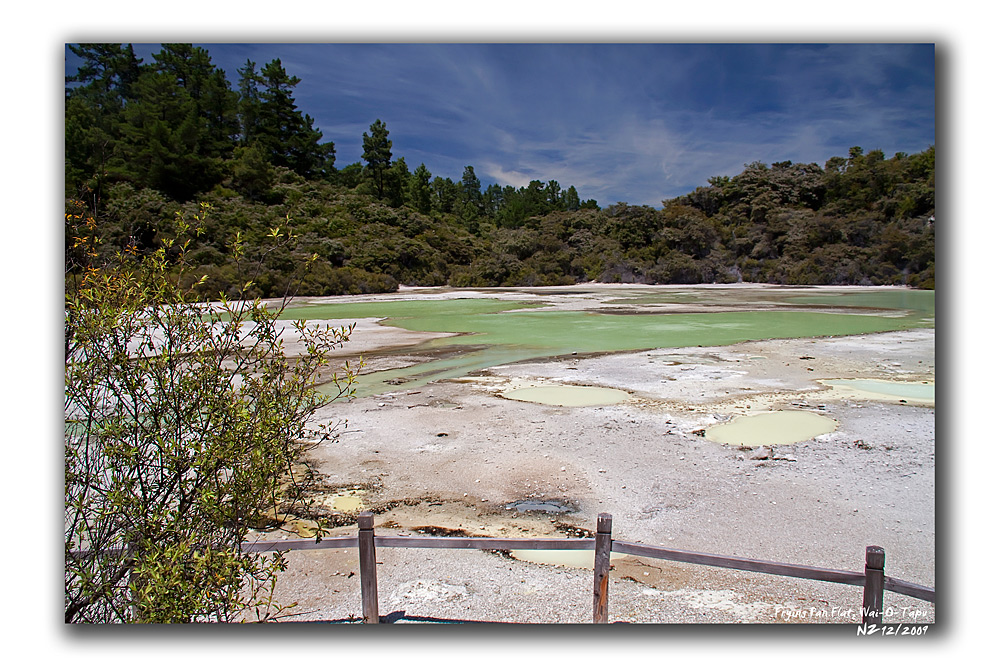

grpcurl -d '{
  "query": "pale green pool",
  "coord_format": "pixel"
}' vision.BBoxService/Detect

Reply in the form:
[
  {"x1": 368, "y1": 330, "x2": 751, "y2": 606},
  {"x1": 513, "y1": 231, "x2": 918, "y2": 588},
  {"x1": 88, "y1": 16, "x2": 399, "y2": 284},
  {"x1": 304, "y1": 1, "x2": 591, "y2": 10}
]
[
  {"x1": 819, "y1": 379, "x2": 935, "y2": 405},
  {"x1": 501, "y1": 385, "x2": 631, "y2": 407},
  {"x1": 273, "y1": 288, "x2": 934, "y2": 398},
  {"x1": 704, "y1": 410, "x2": 838, "y2": 447}
]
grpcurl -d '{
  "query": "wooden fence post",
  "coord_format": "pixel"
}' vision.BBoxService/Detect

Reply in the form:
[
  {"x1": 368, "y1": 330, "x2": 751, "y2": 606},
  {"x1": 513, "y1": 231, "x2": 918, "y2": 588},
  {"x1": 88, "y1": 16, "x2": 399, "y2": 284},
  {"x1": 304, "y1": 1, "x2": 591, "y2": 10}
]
[
  {"x1": 593, "y1": 513, "x2": 612, "y2": 624},
  {"x1": 862, "y1": 545, "x2": 885, "y2": 626},
  {"x1": 358, "y1": 511, "x2": 379, "y2": 624}
]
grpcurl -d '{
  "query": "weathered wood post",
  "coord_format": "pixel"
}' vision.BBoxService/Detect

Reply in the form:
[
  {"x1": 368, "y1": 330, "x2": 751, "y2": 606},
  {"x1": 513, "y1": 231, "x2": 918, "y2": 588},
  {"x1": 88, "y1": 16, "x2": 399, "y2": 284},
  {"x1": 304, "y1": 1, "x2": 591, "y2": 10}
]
[
  {"x1": 358, "y1": 511, "x2": 379, "y2": 624},
  {"x1": 862, "y1": 545, "x2": 885, "y2": 626},
  {"x1": 593, "y1": 512, "x2": 613, "y2": 623}
]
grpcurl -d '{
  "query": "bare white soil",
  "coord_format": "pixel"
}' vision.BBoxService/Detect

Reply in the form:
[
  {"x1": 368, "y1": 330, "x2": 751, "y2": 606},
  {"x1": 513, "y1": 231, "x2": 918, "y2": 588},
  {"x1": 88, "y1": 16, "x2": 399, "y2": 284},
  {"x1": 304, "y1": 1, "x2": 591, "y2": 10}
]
[{"x1": 251, "y1": 288, "x2": 935, "y2": 625}]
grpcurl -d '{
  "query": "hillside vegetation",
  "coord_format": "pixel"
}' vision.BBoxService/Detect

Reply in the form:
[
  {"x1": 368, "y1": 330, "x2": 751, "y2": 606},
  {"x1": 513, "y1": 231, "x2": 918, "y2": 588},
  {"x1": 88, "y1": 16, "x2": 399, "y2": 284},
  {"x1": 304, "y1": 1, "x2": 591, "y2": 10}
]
[{"x1": 66, "y1": 44, "x2": 935, "y2": 298}]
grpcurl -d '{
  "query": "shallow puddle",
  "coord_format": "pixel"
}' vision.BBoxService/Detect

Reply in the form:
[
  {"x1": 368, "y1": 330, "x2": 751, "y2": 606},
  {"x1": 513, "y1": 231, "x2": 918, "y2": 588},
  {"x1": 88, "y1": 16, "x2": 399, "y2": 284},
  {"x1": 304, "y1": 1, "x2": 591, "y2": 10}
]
[
  {"x1": 501, "y1": 384, "x2": 630, "y2": 407},
  {"x1": 819, "y1": 379, "x2": 934, "y2": 406},
  {"x1": 320, "y1": 489, "x2": 366, "y2": 512},
  {"x1": 704, "y1": 410, "x2": 837, "y2": 447},
  {"x1": 509, "y1": 549, "x2": 627, "y2": 569},
  {"x1": 505, "y1": 500, "x2": 571, "y2": 513}
]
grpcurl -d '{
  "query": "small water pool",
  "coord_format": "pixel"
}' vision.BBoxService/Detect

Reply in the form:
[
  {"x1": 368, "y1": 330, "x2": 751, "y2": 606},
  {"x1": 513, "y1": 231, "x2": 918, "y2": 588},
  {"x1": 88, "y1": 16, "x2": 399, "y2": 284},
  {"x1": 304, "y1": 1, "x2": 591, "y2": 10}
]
[
  {"x1": 501, "y1": 384, "x2": 630, "y2": 407},
  {"x1": 505, "y1": 500, "x2": 572, "y2": 513},
  {"x1": 819, "y1": 379, "x2": 934, "y2": 406},
  {"x1": 704, "y1": 410, "x2": 837, "y2": 447},
  {"x1": 320, "y1": 489, "x2": 365, "y2": 512}
]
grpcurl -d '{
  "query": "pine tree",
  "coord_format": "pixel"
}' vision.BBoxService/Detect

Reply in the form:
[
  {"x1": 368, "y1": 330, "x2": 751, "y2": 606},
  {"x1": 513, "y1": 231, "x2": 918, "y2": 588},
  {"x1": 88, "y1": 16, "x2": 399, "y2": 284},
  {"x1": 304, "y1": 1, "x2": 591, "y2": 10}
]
[
  {"x1": 236, "y1": 59, "x2": 263, "y2": 145},
  {"x1": 118, "y1": 44, "x2": 239, "y2": 200},
  {"x1": 256, "y1": 59, "x2": 334, "y2": 179},
  {"x1": 410, "y1": 163, "x2": 433, "y2": 214},
  {"x1": 362, "y1": 119, "x2": 393, "y2": 199},
  {"x1": 65, "y1": 43, "x2": 144, "y2": 202},
  {"x1": 460, "y1": 165, "x2": 483, "y2": 210}
]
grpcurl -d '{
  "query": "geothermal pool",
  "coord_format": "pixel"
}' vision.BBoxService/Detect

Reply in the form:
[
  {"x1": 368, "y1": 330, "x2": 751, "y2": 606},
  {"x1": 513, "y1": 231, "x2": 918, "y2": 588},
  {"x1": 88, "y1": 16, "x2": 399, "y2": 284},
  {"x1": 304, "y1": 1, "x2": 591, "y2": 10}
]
[
  {"x1": 704, "y1": 410, "x2": 839, "y2": 447},
  {"x1": 271, "y1": 286, "x2": 934, "y2": 398},
  {"x1": 501, "y1": 384, "x2": 631, "y2": 407},
  {"x1": 819, "y1": 379, "x2": 935, "y2": 406}
]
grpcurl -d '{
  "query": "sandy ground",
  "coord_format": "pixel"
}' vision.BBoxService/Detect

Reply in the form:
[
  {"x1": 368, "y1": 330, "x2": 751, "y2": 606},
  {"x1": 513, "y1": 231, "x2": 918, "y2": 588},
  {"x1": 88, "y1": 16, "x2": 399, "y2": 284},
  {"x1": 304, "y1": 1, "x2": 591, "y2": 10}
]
[{"x1": 249, "y1": 285, "x2": 935, "y2": 625}]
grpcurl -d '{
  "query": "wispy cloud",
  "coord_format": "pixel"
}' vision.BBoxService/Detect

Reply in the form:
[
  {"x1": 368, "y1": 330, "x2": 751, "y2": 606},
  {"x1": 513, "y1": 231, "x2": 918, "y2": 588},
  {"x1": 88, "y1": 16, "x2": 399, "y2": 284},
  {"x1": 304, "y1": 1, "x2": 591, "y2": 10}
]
[{"x1": 68, "y1": 42, "x2": 935, "y2": 207}]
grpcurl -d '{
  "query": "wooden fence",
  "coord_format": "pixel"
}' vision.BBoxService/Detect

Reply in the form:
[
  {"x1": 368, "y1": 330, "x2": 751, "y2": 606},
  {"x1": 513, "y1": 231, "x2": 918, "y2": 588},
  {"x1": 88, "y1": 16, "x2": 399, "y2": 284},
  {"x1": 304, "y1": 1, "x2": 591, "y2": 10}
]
[{"x1": 243, "y1": 511, "x2": 935, "y2": 624}]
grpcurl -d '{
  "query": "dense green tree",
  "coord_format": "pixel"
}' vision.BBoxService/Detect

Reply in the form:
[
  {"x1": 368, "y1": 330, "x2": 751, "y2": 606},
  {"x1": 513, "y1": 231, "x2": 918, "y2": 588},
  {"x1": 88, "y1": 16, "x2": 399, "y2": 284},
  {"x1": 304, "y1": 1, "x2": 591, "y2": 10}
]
[
  {"x1": 65, "y1": 44, "x2": 145, "y2": 202},
  {"x1": 114, "y1": 45, "x2": 240, "y2": 200},
  {"x1": 460, "y1": 166, "x2": 483, "y2": 209},
  {"x1": 67, "y1": 43, "x2": 144, "y2": 98},
  {"x1": 563, "y1": 185, "x2": 581, "y2": 211},
  {"x1": 384, "y1": 157, "x2": 410, "y2": 208},
  {"x1": 522, "y1": 180, "x2": 548, "y2": 216},
  {"x1": 545, "y1": 180, "x2": 562, "y2": 210},
  {"x1": 66, "y1": 44, "x2": 333, "y2": 202},
  {"x1": 152, "y1": 43, "x2": 240, "y2": 154},
  {"x1": 362, "y1": 119, "x2": 393, "y2": 199},
  {"x1": 431, "y1": 176, "x2": 459, "y2": 214},
  {"x1": 236, "y1": 59, "x2": 264, "y2": 145},
  {"x1": 255, "y1": 59, "x2": 335, "y2": 179},
  {"x1": 410, "y1": 163, "x2": 433, "y2": 214},
  {"x1": 483, "y1": 183, "x2": 503, "y2": 217},
  {"x1": 230, "y1": 142, "x2": 276, "y2": 201},
  {"x1": 332, "y1": 162, "x2": 364, "y2": 189},
  {"x1": 119, "y1": 68, "x2": 211, "y2": 200}
]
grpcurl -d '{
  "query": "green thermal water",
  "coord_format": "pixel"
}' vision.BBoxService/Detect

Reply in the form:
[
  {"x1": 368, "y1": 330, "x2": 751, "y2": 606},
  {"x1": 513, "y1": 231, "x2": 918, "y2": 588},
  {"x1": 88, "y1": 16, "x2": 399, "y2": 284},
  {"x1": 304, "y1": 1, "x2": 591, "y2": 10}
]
[
  {"x1": 820, "y1": 379, "x2": 935, "y2": 404},
  {"x1": 275, "y1": 298, "x2": 541, "y2": 322},
  {"x1": 787, "y1": 289, "x2": 935, "y2": 317},
  {"x1": 274, "y1": 289, "x2": 933, "y2": 398}
]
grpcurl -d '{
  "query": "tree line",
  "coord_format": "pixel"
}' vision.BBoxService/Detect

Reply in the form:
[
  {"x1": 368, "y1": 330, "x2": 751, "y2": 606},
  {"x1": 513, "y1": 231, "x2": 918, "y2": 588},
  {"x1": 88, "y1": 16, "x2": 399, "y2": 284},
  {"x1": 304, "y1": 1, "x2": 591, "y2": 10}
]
[{"x1": 66, "y1": 43, "x2": 935, "y2": 298}]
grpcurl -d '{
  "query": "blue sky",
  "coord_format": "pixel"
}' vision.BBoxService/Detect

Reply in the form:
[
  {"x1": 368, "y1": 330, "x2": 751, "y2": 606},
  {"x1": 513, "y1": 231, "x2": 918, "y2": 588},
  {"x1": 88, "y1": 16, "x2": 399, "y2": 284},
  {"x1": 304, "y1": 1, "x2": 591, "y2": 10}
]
[{"x1": 67, "y1": 42, "x2": 934, "y2": 208}]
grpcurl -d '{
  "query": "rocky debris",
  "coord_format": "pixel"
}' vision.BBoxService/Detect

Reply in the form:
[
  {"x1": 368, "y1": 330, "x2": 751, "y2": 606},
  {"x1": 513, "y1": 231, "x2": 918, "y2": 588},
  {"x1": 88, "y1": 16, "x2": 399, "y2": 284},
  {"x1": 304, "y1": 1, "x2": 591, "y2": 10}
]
[
  {"x1": 387, "y1": 580, "x2": 470, "y2": 605},
  {"x1": 749, "y1": 446, "x2": 772, "y2": 460}
]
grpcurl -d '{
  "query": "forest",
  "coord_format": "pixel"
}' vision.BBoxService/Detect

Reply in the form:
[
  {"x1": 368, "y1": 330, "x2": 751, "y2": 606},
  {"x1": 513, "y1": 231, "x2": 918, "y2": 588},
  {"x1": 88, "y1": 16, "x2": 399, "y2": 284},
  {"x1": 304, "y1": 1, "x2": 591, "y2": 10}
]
[{"x1": 65, "y1": 43, "x2": 935, "y2": 299}]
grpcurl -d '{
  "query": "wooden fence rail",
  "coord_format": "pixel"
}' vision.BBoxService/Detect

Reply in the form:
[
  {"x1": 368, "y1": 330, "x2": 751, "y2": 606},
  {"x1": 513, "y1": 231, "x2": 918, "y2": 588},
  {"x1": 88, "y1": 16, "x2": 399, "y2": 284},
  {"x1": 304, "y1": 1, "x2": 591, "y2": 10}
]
[{"x1": 242, "y1": 511, "x2": 935, "y2": 624}]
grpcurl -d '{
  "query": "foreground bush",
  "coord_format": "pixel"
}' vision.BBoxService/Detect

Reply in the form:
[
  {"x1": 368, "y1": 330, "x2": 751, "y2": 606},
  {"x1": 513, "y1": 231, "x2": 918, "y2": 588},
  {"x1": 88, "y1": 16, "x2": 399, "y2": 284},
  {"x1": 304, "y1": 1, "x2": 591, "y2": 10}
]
[{"x1": 65, "y1": 205, "x2": 358, "y2": 622}]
